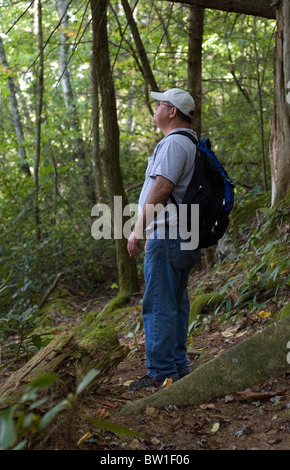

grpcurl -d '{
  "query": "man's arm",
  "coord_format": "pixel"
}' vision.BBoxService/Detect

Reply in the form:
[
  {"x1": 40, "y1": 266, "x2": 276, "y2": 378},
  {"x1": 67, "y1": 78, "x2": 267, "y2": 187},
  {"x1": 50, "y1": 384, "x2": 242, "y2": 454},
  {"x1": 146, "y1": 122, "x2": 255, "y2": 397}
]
[{"x1": 127, "y1": 175, "x2": 175, "y2": 258}]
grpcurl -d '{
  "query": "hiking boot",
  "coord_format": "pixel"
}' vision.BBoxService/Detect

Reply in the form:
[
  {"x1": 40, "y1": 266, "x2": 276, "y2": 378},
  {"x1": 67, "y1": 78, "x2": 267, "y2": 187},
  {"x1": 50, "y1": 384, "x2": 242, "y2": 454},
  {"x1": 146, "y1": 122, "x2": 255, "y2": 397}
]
[{"x1": 128, "y1": 374, "x2": 164, "y2": 390}]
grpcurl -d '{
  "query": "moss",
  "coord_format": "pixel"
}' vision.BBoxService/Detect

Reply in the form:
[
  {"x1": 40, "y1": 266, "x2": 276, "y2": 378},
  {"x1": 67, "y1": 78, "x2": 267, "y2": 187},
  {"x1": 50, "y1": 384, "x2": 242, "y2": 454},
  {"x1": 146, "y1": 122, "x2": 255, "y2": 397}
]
[
  {"x1": 97, "y1": 292, "x2": 130, "y2": 319},
  {"x1": 79, "y1": 323, "x2": 119, "y2": 351},
  {"x1": 272, "y1": 303, "x2": 290, "y2": 322},
  {"x1": 232, "y1": 192, "x2": 271, "y2": 227},
  {"x1": 189, "y1": 292, "x2": 223, "y2": 323}
]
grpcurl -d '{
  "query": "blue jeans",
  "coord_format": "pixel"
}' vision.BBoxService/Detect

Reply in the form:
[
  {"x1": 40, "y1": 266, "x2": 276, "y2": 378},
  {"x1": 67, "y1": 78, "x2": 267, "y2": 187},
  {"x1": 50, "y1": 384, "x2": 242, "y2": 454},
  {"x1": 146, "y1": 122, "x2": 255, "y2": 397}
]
[{"x1": 143, "y1": 228, "x2": 200, "y2": 380}]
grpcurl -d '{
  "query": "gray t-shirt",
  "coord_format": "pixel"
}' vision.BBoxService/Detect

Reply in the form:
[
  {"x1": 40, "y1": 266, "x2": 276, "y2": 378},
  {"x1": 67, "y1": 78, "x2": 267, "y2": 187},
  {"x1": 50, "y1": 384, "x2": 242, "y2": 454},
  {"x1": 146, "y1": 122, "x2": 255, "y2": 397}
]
[{"x1": 138, "y1": 128, "x2": 197, "y2": 230}]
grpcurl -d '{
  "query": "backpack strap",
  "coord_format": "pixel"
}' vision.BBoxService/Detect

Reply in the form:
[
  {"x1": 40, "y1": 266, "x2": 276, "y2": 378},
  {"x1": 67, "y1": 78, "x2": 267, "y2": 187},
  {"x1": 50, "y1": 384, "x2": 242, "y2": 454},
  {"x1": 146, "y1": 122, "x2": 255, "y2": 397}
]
[
  {"x1": 170, "y1": 130, "x2": 199, "y2": 147},
  {"x1": 168, "y1": 130, "x2": 198, "y2": 208}
]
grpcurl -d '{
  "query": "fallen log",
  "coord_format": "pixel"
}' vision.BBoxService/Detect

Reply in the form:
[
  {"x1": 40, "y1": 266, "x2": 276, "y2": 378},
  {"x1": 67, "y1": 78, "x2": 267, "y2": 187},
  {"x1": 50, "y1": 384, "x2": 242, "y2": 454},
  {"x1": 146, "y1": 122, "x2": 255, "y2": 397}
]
[
  {"x1": 121, "y1": 312, "x2": 290, "y2": 414},
  {"x1": 0, "y1": 323, "x2": 129, "y2": 409}
]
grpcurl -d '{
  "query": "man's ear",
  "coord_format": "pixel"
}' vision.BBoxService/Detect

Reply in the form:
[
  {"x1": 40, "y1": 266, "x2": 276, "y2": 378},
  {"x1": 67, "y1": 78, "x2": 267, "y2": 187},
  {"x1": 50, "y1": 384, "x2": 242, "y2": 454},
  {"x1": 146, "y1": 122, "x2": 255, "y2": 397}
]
[{"x1": 169, "y1": 107, "x2": 177, "y2": 119}]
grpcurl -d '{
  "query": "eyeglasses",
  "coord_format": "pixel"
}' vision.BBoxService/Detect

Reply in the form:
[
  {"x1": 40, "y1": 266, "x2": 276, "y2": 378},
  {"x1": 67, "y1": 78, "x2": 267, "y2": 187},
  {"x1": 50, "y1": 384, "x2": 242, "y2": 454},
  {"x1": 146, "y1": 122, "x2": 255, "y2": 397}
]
[{"x1": 155, "y1": 102, "x2": 175, "y2": 110}]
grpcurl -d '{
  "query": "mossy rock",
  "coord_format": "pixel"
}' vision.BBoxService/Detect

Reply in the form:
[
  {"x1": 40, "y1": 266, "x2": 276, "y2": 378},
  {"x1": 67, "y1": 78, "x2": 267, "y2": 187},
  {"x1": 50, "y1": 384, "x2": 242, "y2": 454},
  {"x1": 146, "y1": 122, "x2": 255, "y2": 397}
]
[{"x1": 189, "y1": 292, "x2": 223, "y2": 323}]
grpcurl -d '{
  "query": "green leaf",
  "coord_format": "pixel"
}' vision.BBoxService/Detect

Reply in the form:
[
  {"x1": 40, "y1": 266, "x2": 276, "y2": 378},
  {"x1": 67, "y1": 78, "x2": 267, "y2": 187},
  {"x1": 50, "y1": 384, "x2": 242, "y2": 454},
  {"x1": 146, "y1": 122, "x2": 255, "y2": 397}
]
[
  {"x1": 0, "y1": 406, "x2": 17, "y2": 450},
  {"x1": 76, "y1": 369, "x2": 99, "y2": 395},
  {"x1": 90, "y1": 418, "x2": 144, "y2": 437},
  {"x1": 27, "y1": 374, "x2": 58, "y2": 392},
  {"x1": 39, "y1": 400, "x2": 69, "y2": 431}
]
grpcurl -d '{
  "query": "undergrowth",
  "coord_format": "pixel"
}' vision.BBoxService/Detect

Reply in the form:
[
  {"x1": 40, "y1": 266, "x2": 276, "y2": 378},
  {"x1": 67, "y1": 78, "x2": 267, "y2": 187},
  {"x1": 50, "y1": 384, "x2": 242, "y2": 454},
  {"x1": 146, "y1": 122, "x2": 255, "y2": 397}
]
[{"x1": 189, "y1": 188, "x2": 290, "y2": 333}]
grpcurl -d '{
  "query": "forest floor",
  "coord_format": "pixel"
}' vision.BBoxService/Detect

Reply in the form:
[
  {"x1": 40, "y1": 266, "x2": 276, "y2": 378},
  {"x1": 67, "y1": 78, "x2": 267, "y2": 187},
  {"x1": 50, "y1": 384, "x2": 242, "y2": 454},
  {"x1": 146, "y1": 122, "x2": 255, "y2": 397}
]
[
  {"x1": 34, "y1": 274, "x2": 290, "y2": 453},
  {"x1": 1, "y1": 273, "x2": 290, "y2": 453}
]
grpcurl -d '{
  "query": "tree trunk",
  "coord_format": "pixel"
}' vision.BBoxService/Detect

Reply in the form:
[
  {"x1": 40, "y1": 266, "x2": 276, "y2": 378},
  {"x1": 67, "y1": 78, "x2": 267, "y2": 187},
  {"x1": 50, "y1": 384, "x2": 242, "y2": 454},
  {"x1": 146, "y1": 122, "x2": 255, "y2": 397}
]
[
  {"x1": 121, "y1": 0, "x2": 159, "y2": 92},
  {"x1": 0, "y1": 37, "x2": 31, "y2": 177},
  {"x1": 90, "y1": 0, "x2": 139, "y2": 294},
  {"x1": 270, "y1": 0, "x2": 290, "y2": 206},
  {"x1": 90, "y1": 49, "x2": 107, "y2": 203},
  {"x1": 33, "y1": 0, "x2": 44, "y2": 242},
  {"x1": 169, "y1": 0, "x2": 275, "y2": 19},
  {"x1": 122, "y1": 311, "x2": 290, "y2": 414},
  {"x1": 0, "y1": 326, "x2": 129, "y2": 408},
  {"x1": 187, "y1": 5, "x2": 204, "y2": 139},
  {"x1": 55, "y1": 0, "x2": 95, "y2": 203}
]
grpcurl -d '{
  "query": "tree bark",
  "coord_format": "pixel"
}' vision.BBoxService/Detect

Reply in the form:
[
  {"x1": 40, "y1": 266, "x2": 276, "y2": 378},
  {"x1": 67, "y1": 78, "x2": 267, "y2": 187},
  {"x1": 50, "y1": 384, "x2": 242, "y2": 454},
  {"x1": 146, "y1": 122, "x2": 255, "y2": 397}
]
[
  {"x1": 187, "y1": 5, "x2": 204, "y2": 139},
  {"x1": 168, "y1": 0, "x2": 275, "y2": 19},
  {"x1": 0, "y1": 37, "x2": 31, "y2": 177},
  {"x1": 34, "y1": 0, "x2": 44, "y2": 242},
  {"x1": 270, "y1": 0, "x2": 290, "y2": 206},
  {"x1": 90, "y1": 0, "x2": 139, "y2": 294},
  {"x1": 55, "y1": 0, "x2": 95, "y2": 203},
  {"x1": 90, "y1": 48, "x2": 107, "y2": 203},
  {"x1": 122, "y1": 312, "x2": 290, "y2": 414},
  {"x1": 0, "y1": 326, "x2": 129, "y2": 407}
]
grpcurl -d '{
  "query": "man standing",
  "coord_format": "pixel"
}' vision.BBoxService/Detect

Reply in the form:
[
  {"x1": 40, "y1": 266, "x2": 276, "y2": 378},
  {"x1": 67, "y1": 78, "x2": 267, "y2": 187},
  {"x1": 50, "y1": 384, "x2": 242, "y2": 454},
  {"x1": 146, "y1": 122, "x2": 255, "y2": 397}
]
[{"x1": 127, "y1": 88, "x2": 200, "y2": 389}]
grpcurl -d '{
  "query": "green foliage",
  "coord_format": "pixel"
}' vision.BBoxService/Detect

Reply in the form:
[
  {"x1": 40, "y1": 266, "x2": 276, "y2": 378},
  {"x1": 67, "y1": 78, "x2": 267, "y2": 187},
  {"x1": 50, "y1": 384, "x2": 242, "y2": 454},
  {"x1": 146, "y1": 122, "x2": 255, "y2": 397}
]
[
  {"x1": 0, "y1": 370, "x2": 100, "y2": 450},
  {"x1": 205, "y1": 194, "x2": 289, "y2": 325},
  {"x1": 0, "y1": 1, "x2": 278, "y2": 365}
]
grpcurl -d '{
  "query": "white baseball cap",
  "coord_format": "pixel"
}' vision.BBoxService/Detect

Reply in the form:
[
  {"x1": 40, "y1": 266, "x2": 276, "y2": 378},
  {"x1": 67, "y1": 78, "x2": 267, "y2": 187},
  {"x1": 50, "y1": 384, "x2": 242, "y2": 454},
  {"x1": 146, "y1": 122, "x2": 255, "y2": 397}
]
[{"x1": 151, "y1": 88, "x2": 195, "y2": 118}]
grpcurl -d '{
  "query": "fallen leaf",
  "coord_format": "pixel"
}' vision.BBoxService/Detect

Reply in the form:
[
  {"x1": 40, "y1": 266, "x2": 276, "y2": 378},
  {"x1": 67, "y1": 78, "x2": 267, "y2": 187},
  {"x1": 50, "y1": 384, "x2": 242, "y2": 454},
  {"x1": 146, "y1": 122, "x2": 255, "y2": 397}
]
[
  {"x1": 172, "y1": 418, "x2": 183, "y2": 431},
  {"x1": 211, "y1": 422, "x2": 220, "y2": 433},
  {"x1": 258, "y1": 310, "x2": 272, "y2": 318},
  {"x1": 266, "y1": 428, "x2": 278, "y2": 435},
  {"x1": 145, "y1": 406, "x2": 158, "y2": 417},
  {"x1": 129, "y1": 438, "x2": 144, "y2": 450},
  {"x1": 236, "y1": 332, "x2": 246, "y2": 338},
  {"x1": 123, "y1": 380, "x2": 134, "y2": 386},
  {"x1": 161, "y1": 378, "x2": 173, "y2": 387},
  {"x1": 77, "y1": 431, "x2": 92, "y2": 446},
  {"x1": 95, "y1": 408, "x2": 110, "y2": 420},
  {"x1": 232, "y1": 389, "x2": 286, "y2": 401},
  {"x1": 151, "y1": 437, "x2": 161, "y2": 445},
  {"x1": 221, "y1": 330, "x2": 234, "y2": 338},
  {"x1": 231, "y1": 290, "x2": 240, "y2": 300},
  {"x1": 98, "y1": 398, "x2": 118, "y2": 408},
  {"x1": 192, "y1": 416, "x2": 204, "y2": 431},
  {"x1": 199, "y1": 403, "x2": 215, "y2": 410}
]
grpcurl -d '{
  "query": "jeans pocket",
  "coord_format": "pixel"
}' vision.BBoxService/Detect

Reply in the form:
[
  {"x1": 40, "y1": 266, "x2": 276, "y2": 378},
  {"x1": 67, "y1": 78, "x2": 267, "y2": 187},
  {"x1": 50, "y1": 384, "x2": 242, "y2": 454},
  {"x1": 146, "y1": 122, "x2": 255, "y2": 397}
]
[{"x1": 169, "y1": 238, "x2": 200, "y2": 270}]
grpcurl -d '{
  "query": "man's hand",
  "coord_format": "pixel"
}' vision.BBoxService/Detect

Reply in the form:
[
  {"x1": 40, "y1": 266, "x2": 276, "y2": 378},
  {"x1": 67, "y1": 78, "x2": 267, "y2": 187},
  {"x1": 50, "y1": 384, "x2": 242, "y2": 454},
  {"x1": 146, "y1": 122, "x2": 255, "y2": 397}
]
[
  {"x1": 127, "y1": 231, "x2": 141, "y2": 258},
  {"x1": 127, "y1": 175, "x2": 175, "y2": 258}
]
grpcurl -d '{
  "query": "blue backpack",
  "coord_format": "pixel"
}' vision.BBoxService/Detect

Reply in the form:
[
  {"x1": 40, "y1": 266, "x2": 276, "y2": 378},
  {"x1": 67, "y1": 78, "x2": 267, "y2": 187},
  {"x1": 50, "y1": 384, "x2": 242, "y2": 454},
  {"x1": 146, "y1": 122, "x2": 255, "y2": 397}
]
[{"x1": 170, "y1": 131, "x2": 235, "y2": 248}]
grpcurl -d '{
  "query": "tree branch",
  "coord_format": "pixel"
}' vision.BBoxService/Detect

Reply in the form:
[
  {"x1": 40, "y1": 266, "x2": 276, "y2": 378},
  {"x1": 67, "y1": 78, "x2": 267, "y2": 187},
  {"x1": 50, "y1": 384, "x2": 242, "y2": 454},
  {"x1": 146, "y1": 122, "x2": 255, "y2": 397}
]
[{"x1": 165, "y1": 0, "x2": 276, "y2": 19}]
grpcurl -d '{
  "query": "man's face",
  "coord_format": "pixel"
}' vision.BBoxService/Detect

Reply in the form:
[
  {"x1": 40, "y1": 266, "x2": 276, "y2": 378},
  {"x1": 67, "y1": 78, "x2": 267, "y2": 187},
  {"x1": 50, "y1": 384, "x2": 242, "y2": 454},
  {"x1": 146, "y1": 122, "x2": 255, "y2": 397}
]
[{"x1": 153, "y1": 101, "x2": 175, "y2": 128}]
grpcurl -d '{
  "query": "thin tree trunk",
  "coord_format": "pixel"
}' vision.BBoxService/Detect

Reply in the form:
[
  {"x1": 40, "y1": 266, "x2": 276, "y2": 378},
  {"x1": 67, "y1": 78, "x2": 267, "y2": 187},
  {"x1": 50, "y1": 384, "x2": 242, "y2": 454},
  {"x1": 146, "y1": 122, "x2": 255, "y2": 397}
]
[
  {"x1": 90, "y1": 0, "x2": 139, "y2": 294},
  {"x1": 187, "y1": 5, "x2": 204, "y2": 139},
  {"x1": 34, "y1": 0, "x2": 44, "y2": 242},
  {"x1": 254, "y1": 46, "x2": 268, "y2": 192},
  {"x1": 55, "y1": 0, "x2": 95, "y2": 203},
  {"x1": 121, "y1": 0, "x2": 159, "y2": 92},
  {"x1": 270, "y1": 0, "x2": 290, "y2": 206},
  {"x1": 0, "y1": 37, "x2": 31, "y2": 176},
  {"x1": 90, "y1": 49, "x2": 107, "y2": 203}
]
